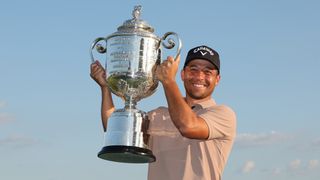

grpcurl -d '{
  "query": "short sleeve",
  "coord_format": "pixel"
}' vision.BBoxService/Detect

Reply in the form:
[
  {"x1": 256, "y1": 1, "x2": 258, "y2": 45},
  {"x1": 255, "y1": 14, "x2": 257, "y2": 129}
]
[{"x1": 198, "y1": 105, "x2": 236, "y2": 140}]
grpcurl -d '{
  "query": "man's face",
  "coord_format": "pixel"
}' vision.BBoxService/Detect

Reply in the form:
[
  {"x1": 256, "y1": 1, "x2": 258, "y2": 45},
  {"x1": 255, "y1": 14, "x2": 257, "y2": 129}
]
[{"x1": 181, "y1": 59, "x2": 220, "y2": 100}]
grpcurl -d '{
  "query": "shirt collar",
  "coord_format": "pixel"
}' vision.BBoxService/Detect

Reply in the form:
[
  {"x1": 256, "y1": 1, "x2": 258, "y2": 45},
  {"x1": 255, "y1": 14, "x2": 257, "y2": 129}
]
[{"x1": 191, "y1": 98, "x2": 216, "y2": 110}]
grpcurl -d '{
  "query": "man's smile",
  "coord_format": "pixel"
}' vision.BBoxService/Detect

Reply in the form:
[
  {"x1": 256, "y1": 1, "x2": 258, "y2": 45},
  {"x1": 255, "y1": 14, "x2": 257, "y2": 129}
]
[{"x1": 192, "y1": 83, "x2": 206, "y2": 88}]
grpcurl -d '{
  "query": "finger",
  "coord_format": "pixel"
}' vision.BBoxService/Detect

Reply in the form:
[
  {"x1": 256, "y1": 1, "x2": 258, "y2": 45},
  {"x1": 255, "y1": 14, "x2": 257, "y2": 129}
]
[
  {"x1": 156, "y1": 65, "x2": 163, "y2": 75},
  {"x1": 167, "y1": 56, "x2": 174, "y2": 64},
  {"x1": 91, "y1": 66, "x2": 105, "y2": 77},
  {"x1": 94, "y1": 68, "x2": 105, "y2": 76},
  {"x1": 91, "y1": 63, "x2": 101, "y2": 74},
  {"x1": 160, "y1": 60, "x2": 168, "y2": 67},
  {"x1": 165, "y1": 60, "x2": 172, "y2": 67},
  {"x1": 90, "y1": 64, "x2": 100, "y2": 74},
  {"x1": 92, "y1": 62, "x2": 105, "y2": 72},
  {"x1": 90, "y1": 71, "x2": 104, "y2": 81},
  {"x1": 91, "y1": 60, "x2": 103, "y2": 69},
  {"x1": 90, "y1": 62, "x2": 97, "y2": 69},
  {"x1": 90, "y1": 68, "x2": 99, "y2": 77},
  {"x1": 165, "y1": 57, "x2": 174, "y2": 64},
  {"x1": 95, "y1": 60, "x2": 104, "y2": 68},
  {"x1": 174, "y1": 55, "x2": 181, "y2": 64}
]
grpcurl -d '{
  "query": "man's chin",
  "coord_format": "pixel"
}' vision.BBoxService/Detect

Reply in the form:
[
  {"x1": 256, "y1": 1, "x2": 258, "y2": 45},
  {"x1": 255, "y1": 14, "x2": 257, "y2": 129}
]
[{"x1": 189, "y1": 93, "x2": 209, "y2": 100}]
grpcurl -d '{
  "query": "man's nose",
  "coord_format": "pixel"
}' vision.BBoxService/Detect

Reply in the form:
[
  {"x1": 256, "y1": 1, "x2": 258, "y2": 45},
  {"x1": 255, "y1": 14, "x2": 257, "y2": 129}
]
[{"x1": 194, "y1": 70, "x2": 206, "y2": 79}]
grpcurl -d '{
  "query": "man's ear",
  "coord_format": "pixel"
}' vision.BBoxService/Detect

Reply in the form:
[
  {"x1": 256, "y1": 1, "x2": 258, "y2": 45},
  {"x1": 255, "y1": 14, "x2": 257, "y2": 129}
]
[
  {"x1": 215, "y1": 74, "x2": 221, "y2": 86},
  {"x1": 181, "y1": 69, "x2": 185, "y2": 81}
]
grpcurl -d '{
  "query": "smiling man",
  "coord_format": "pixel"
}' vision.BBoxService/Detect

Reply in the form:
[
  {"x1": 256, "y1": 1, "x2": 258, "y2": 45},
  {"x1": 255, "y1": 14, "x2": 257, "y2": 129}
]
[
  {"x1": 148, "y1": 45, "x2": 237, "y2": 180},
  {"x1": 90, "y1": 45, "x2": 236, "y2": 180}
]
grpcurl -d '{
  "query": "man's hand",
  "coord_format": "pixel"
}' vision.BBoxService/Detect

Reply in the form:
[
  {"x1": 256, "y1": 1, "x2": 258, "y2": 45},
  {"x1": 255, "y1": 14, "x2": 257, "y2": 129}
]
[
  {"x1": 90, "y1": 60, "x2": 108, "y2": 88},
  {"x1": 156, "y1": 55, "x2": 180, "y2": 85}
]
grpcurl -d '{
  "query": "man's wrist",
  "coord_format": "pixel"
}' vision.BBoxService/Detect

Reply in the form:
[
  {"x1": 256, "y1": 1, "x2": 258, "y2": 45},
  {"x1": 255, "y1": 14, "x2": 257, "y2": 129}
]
[
  {"x1": 161, "y1": 79, "x2": 176, "y2": 87},
  {"x1": 100, "y1": 86, "x2": 110, "y2": 92}
]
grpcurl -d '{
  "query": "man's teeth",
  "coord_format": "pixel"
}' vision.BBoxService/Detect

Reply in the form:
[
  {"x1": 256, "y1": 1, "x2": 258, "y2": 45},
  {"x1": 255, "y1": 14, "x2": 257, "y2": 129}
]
[{"x1": 193, "y1": 84, "x2": 205, "y2": 88}]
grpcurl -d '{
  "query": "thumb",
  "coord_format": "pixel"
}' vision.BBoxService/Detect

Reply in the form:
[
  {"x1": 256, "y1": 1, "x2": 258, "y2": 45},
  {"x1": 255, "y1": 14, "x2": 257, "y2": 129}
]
[{"x1": 173, "y1": 55, "x2": 180, "y2": 65}]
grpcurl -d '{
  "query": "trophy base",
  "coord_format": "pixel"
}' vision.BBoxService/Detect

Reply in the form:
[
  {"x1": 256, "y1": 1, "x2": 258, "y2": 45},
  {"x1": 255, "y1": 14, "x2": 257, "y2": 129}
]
[{"x1": 98, "y1": 145, "x2": 156, "y2": 163}]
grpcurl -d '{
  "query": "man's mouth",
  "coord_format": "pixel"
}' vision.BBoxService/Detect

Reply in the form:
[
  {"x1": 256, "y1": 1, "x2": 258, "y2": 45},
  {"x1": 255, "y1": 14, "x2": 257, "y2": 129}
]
[{"x1": 192, "y1": 83, "x2": 206, "y2": 88}]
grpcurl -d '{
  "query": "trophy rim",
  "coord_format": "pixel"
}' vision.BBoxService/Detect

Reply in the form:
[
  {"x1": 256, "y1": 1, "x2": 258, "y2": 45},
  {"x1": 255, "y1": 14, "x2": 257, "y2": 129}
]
[{"x1": 106, "y1": 32, "x2": 160, "y2": 41}]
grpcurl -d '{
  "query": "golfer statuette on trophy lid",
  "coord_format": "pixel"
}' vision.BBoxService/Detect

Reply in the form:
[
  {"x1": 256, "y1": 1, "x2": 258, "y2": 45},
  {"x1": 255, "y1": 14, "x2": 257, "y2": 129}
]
[{"x1": 90, "y1": 5, "x2": 182, "y2": 163}]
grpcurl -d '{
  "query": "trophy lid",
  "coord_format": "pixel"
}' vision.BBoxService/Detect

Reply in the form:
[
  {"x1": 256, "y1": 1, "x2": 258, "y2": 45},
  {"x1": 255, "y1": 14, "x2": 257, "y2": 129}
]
[{"x1": 117, "y1": 5, "x2": 155, "y2": 33}]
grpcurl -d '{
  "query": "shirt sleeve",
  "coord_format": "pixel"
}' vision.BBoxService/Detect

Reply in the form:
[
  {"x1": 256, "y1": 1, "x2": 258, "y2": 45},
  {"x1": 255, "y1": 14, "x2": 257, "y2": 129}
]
[{"x1": 198, "y1": 105, "x2": 237, "y2": 140}]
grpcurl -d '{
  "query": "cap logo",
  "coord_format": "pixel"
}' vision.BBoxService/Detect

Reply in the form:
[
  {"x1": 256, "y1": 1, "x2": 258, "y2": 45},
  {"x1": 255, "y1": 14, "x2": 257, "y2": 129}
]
[
  {"x1": 200, "y1": 51, "x2": 207, "y2": 56},
  {"x1": 193, "y1": 46, "x2": 214, "y2": 56}
]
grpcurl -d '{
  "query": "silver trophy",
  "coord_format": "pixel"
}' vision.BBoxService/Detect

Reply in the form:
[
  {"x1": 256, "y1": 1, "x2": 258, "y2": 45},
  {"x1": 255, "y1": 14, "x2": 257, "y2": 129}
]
[{"x1": 90, "y1": 5, "x2": 182, "y2": 163}]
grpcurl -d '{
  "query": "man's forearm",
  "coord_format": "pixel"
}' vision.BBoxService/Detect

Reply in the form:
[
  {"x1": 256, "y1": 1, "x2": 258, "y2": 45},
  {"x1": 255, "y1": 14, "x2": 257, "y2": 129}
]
[
  {"x1": 162, "y1": 81, "x2": 197, "y2": 133},
  {"x1": 162, "y1": 81, "x2": 209, "y2": 139},
  {"x1": 100, "y1": 86, "x2": 115, "y2": 132}
]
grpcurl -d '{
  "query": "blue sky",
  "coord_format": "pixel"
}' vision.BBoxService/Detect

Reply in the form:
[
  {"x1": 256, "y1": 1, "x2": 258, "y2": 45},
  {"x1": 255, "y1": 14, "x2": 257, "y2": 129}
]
[{"x1": 1, "y1": 0, "x2": 319, "y2": 179}]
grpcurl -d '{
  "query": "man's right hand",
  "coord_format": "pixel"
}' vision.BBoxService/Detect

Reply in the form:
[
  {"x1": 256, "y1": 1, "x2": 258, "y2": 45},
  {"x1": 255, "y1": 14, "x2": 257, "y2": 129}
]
[{"x1": 90, "y1": 60, "x2": 108, "y2": 88}]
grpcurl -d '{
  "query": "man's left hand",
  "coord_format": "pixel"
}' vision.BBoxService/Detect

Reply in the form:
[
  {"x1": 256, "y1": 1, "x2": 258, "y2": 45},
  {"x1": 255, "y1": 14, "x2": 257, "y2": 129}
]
[{"x1": 155, "y1": 55, "x2": 180, "y2": 85}]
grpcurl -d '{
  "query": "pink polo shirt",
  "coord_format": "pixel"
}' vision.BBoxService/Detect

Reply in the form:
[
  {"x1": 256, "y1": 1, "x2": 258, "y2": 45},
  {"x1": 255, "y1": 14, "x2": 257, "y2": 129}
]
[{"x1": 147, "y1": 99, "x2": 236, "y2": 180}]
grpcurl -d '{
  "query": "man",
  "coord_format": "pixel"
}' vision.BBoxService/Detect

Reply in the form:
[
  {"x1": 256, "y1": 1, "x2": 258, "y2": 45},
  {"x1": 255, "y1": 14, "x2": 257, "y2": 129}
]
[{"x1": 90, "y1": 45, "x2": 236, "y2": 180}]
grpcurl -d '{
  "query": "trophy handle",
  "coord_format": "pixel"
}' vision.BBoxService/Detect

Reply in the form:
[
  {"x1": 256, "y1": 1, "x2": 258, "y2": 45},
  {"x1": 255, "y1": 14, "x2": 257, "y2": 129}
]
[
  {"x1": 161, "y1": 32, "x2": 182, "y2": 61},
  {"x1": 90, "y1": 37, "x2": 108, "y2": 63}
]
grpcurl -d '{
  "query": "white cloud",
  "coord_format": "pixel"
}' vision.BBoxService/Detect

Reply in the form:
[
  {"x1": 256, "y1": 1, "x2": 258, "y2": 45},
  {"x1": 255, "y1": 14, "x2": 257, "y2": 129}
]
[
  {"x1": 289, "y1": 159, "x2": 301, "y2": 170},
  {"x1": 0, "y1": 134, "x2": 37, "y2": 147},
  {"x1": 308, "y1": 159, "x2": 319, "y2": 169},
  {"x1": 272, "y1": 168, "x2": 282, "y2": 175},
  {"x1": 242, "y1": 161, "x2": 255, "y2": 174},
  {"x1": 235, "y1": 131, "x2": 292, "y2": 148},
  {"x1": 0, "y1": 100, "x2": 7, "y2": 108},
  {"x1": 285, "y1": 159, "x2": 319, "y2": 175},
  {"x1": 312, "y1": 138, "x2": 320, "y2": 147},
  {"x1": 0, "y1": 101, "x2": 14, "y2": 125},
  {"x1": 0, "y1": 112, "x2": 14, "y2": 125},
  {"x1": 242, "y1": 159, "x2": 319, "y2": 177}
]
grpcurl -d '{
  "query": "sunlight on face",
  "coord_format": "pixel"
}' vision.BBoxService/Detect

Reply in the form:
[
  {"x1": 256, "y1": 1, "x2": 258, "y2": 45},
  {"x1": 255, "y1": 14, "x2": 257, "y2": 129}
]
[{"x1": 181, "y1": 59, "x2": 220, "y2": 100}]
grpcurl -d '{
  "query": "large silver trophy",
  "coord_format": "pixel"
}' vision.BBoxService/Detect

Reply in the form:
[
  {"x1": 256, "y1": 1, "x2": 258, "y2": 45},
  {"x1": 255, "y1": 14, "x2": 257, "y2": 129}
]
[{"x1": 90, "y1": 5, "x2": 182, "y2": 163}]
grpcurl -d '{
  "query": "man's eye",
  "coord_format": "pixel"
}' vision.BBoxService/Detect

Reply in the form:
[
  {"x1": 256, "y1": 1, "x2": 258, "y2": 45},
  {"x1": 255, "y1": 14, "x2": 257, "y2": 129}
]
[
  {"x1": 190, "y1": 67, "x2": 198, "y2": 72},
  {"x1": 204, "y1": 70, "x2": 213, "y2": 75}
]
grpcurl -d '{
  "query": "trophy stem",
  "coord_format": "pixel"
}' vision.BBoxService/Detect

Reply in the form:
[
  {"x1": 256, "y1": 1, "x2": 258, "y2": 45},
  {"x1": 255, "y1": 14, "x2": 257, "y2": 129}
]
[{"x1": 125, "y1": 96, "x2": 137, "y2": 109}]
